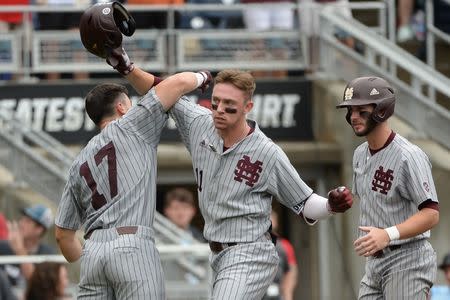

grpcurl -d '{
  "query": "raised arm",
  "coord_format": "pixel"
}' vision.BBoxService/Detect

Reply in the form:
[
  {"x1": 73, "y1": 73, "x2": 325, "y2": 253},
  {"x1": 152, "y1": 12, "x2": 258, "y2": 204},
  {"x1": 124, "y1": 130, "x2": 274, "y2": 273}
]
[{"x1": 107, "y1": 47, "x2": 211, "y2": 111}]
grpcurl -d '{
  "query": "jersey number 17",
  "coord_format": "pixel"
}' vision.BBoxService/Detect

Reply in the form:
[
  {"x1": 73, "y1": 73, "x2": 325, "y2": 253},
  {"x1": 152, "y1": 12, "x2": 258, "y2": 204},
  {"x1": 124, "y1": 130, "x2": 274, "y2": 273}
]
[{"x1": 80, "y1": 141, "x2": 118, "y2": 210}]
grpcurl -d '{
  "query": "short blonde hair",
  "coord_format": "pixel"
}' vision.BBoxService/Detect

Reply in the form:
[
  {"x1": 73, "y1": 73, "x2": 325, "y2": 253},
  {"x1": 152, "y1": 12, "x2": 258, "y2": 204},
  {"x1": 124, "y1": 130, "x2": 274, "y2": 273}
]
[{"x1": 214, "y1": 69, "x2": 256, "y2": 101}]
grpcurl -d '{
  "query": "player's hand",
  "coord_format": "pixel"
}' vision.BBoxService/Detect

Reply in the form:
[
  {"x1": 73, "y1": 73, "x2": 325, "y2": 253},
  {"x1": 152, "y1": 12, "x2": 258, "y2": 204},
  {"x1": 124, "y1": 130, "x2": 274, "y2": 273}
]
[
  {"x1": 354, "y1": 226, "x2": 390, "y2": 257},
  {"x1": 106, "y1": 46, "x2": 135, "y2": 76},
  {"x1": 7, "y1": 221, "x2": 27, "y2": 255},
  {"x1": 198, "y1": 70, "x2": 212, "y2": 93},
  {"x1": 327, "y1": 186, "x2": 353, "y2": 213}
]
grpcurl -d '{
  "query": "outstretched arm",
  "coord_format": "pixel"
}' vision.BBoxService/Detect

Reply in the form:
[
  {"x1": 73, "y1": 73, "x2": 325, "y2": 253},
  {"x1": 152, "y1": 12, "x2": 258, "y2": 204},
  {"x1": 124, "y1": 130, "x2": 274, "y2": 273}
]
[{"x1": 108, "y1": 47, "x2": 211, "y2": 111}]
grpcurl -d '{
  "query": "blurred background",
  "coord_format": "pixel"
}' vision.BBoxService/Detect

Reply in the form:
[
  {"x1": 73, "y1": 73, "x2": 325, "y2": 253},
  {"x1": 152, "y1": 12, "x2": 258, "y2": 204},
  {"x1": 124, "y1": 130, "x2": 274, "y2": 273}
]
[{"x1": 0, "y1": 0, "x2": 449, "y2": 299}]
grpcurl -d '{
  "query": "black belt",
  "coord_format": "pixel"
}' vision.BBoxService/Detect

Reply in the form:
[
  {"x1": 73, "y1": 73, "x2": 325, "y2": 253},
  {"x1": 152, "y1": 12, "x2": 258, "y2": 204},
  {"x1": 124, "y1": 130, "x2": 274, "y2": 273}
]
[
  {"x1": 84, "y1": 226, "x2": 138, "y2": 240},
  {"x1": 373, "y1": 244, "x2": 402, "y2": 258},
  {"x1": 209, "y1": 232, "x2": 276, "y2": 253}
]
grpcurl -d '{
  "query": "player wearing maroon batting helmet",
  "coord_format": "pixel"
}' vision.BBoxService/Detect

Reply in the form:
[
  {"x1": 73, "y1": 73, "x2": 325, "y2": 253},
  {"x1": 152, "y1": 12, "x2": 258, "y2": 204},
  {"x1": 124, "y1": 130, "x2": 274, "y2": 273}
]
[{"x1": 337, "y1": 76, "x2": 439, "y2": 299}]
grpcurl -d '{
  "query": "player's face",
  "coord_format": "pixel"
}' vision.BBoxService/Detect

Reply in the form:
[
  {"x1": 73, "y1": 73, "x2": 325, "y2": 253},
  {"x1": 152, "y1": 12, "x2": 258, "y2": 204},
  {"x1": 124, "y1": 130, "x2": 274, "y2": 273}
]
[
  {"x1": 211, "y1": 83, "x2": 253, "y2": 131},
  {"x1": 348, "y1": 105, "x2": 377, "y2": 137}
]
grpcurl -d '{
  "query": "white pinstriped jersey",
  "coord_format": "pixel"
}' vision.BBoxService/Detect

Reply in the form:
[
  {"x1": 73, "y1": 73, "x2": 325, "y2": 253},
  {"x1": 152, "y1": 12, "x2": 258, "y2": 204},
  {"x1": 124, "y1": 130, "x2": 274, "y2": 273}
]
[
  {"x1": 170, "y1": 97, "x2": 313, "y2": 243},
  {"x1": 352, "y1": 132, "x2": 438, "y2": 244},
  {"x1": 56, "y1": 89, "x2": 167, "y2": 234}
]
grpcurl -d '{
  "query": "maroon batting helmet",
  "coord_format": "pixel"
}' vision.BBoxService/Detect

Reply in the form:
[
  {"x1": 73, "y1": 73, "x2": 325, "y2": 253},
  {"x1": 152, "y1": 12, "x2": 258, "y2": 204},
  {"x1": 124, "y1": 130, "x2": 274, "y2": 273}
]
[
  {"x1": 79, "y1": 1, "x2": 135, "y2": 59},
  {"x1": 336, "y1": 76, "x2": 395, "y2": 124}
]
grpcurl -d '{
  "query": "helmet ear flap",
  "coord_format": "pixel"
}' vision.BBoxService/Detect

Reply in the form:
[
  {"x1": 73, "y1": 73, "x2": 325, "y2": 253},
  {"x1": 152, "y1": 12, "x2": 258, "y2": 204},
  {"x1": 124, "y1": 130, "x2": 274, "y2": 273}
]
[
  {"x1": 112, "y1": 1, "x2": 136, "y2": 37},
  {"x1": 372, "y1": 96, "x2": 395, "y2": 123}
]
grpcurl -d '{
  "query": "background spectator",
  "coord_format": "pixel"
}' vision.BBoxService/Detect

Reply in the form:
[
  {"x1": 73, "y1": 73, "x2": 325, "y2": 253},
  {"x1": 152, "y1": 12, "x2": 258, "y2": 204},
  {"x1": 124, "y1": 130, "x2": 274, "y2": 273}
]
[
  {"x1": 0, "y1": 269, "x2": 17, "y2": 300},
  {"x1": 0, "y1": 213, "x2": 8, "y2": 240},
  {"x1": 163, "y1": 187, "x2": 205, "y2": 241},
  {"x1": 264, "y1": 210, "x2": 298, "y2": 300},
  {"x1": 36, "y1": 0, "x2": 89, "y2": 81},
  {"x1": 0, "y1": 0, "x2": 28, "y2": 81},
  {"x1": 0, "y1": 204, "x2": 56, "y2": 291},
  {"x1": 127, "y1": 0, "x2": 184, "y2": 29},
  {"x1": 24, "y1": 262, "x2": 71, "y2": 300},
  {"x1": 241, "y1": 0, "x2": 295, "y2": 78},
  {"x1": 431, "y1": 253, "x2": 450, "y2": 299}
]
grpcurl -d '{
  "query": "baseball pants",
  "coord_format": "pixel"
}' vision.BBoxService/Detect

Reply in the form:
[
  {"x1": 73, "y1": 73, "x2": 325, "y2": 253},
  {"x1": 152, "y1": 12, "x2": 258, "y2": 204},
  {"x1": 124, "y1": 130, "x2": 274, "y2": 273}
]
[
  {"x1": 358, "y1": 240, "x2": 436, "y2": 300},
  {"x1": 78, "y1": 226, "x2": 165, "y2": 300},
  {"x1": 209, "y1": 237, "x2": 279, "y2": 300}
]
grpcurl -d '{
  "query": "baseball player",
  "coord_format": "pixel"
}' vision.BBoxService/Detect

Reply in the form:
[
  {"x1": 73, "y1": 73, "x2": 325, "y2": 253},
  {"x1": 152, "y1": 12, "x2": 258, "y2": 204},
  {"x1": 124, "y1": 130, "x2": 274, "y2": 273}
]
[
  {"x1": 336, "y1": 76, "x2": 440, "y2": 299},
  {"x1": 54, "y1": 3, "x2": 211, "y2": 299},
  {"x1": 116, "y1": 63, "x2": 353, "y2": 298}
]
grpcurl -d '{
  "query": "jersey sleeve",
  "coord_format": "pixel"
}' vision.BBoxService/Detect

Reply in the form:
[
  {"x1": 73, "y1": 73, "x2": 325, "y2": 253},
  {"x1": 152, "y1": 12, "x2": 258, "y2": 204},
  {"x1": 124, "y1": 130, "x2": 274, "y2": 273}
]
[
  {"x1": 55, "y1": 178, "x2": 84, "y2": 230},
  {"x1": 268, "y1": 146, "x2": 313, "y2": 214},
  {"x1": 280, "y1": 238, "x2": 298, "y2": 266},
  {"x1": 119, "y1": 88, "x2": 168, "y2": 145},
  {"x1": 401, "y1": 147, "x2": 438, "y2": 205},
  {"x1": 169, "y1": 96, "x2": 211, "y2": 152}
]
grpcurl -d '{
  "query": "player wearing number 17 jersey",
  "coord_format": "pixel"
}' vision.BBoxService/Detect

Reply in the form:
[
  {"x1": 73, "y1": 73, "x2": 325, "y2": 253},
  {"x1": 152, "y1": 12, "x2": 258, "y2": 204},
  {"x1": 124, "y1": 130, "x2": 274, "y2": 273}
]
[{"x1": 54, "y1": 67, "x2": 211, "y2": 299}]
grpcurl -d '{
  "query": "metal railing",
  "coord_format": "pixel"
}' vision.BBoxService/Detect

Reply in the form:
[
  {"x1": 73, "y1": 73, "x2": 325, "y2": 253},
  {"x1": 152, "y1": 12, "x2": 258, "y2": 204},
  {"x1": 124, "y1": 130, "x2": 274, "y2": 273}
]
[
  {"x1": 0, "y1": 2, "x2": 391, "y2": 78},
  {"x1": 0, "y1": 243, "x2": 212, "y2": 300},
  {"x1": 318, "y1": 8, "x2": 450, "y2": 149}
]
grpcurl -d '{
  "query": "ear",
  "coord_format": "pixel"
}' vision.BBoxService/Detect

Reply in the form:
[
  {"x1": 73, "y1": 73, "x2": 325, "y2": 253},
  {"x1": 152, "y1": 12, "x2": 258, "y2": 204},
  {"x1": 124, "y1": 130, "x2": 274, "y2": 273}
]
[
  {"x1": 116, "y1": 100, "x2": 127, "y2": 116},
  {"x1": 244, "y1": 100, "x2": 253, "y2": 114}
]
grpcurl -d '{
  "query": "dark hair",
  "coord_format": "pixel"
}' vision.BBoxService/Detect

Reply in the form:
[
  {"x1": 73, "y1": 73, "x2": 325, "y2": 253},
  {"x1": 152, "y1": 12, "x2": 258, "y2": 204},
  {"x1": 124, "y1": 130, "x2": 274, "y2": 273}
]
[
  {"x1": 163, "y1": 187, "x2": 195, "y2": 208},
  {"x1": 85, "y1": 83, "x2": 129, "y2": 126},
  {"x1": 25, "y1": 262, "x2": 64, "y2": 300}
]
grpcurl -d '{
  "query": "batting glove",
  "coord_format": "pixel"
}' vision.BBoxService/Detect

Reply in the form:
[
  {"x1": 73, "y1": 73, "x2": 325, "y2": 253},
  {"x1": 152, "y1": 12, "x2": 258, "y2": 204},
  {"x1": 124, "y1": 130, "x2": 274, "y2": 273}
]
[
  {"x1": 327, "y1": 186, "x2": 353, "y2": 213},
  {"x1": 197, "y1": 70, "x2": 212, "y2": 93},
  {"x1": 106, "y1": 46, "x2": 135, "y2": 76}
]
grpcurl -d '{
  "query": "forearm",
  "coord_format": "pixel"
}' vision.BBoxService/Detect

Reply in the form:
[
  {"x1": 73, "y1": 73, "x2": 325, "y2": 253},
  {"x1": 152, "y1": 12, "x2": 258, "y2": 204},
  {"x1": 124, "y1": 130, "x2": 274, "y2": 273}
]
[
  {"x1": 57, "y1": 236, "x2": 82, "y2": 262},
  {"x1": 395, "y1": 208, "x2": 439, "y2": 240},
  {"x1": 55, "y1": 227, "x2": 82, "y2": 262},
  {"x1": 125, "y1": 67, "x2": 157, "y2": 95},
  {"x1": 10, "y1": 242, "x2": 34, "y2": 280},
  {"x1": 281, "y1": 267, "x2": 298, "y2": 300},
  {"x1": 156, "y1": 71, "x2": 209, "y2": 111}
]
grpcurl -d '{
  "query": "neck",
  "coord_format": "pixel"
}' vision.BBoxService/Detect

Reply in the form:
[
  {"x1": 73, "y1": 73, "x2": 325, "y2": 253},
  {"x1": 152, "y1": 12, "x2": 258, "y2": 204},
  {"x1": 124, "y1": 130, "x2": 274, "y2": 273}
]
[
  {"x1": 219, "y1": 120, "x2": 250, "y2": 147},
  {"x1": 366, "y1": 122, "x2": 392, "y2": 150},
  {"x1": 99, "y1": 116, "x2": 117, "y2": 130}
]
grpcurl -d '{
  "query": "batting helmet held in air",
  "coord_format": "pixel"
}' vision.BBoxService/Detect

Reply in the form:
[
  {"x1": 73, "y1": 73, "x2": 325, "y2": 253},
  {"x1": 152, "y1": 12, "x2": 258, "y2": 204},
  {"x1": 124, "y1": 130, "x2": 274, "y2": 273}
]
[
  {"x1": 336, "y1": 76, "x2": 395, "y2": 124},
  {"x1": 79, "y1": 1, "x2": 135, "y2": 59}
]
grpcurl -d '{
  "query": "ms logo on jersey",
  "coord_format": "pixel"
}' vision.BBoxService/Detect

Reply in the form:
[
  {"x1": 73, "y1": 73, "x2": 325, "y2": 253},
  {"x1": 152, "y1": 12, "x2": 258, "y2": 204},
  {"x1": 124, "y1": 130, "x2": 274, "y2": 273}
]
[
  {"x1": 371, "y1": 166, "x2": 394, "y2": 195},
  {"x1": 234, "y1": 155, "x2": 263, "y2": 187}
]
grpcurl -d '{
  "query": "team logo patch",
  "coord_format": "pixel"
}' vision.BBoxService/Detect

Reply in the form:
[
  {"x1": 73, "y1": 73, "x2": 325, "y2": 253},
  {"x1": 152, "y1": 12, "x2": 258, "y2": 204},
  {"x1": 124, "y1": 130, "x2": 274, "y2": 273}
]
[
  {"x1": 369, "y1": 88, "x2": 380, "y2": 96},
  {"x1": 423, "y1": 182, "x2": 430, "y2": 192},
  {"x1": 234, "y1": 155, "x2": 263, "y2": 187},
  {"x1": 102, "y1": 7, "x2": 111, "y2": 15},
  {"x1": 344, "y1": 87, "x2": 354, "y2": 100},
  {"x1": 292, "y1": 202, "x2": 305, "y2": 214},
  {"x1": 371, "y1": 166, "x2": 394, "y2": 195}
]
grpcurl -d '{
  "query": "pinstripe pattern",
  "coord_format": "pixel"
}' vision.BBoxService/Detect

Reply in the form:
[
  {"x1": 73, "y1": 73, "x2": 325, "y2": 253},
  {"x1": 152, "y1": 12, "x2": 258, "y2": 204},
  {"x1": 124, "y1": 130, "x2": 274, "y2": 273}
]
[
  {"x1": 170, "y1": 97, "x2": 312, "y2": 299},
  {"x1": 353, "y1": 133, "x2": 438, "y2": 299},
  {"x1": 359, "y1": 240, "x2": 436, "y2": 299},
  {"x1": 56, "y1": 89, "x2": 167, "y2": 299}
]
